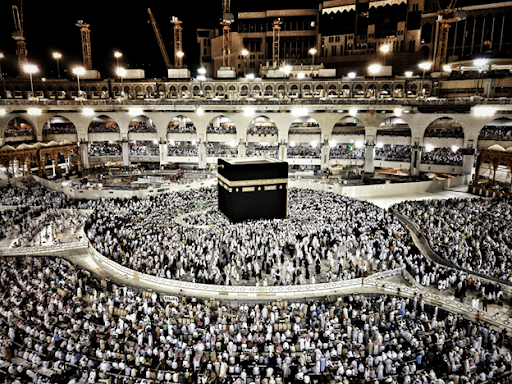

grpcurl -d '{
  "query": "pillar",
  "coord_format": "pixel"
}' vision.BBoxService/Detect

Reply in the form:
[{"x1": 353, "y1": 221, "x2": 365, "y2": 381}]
[
  {"x1": 321, "y1": 144, "x2": 330, "y2": 170},
  {"x1": 25, "y1": 159, "x2": 32, "y2": 175},
  {"x1": 462, "y1": 149, "x2": 476, "y2": 176},
  {"x1": 363, "y1": 143, "x2": 375, "y2": 174},
  {"x1": 279, "y1": 143, "x2": 288, "y2": 161},
  {"x1": 160, "y1": 142, "x2": 168, "y2": 166},
  {"x1": 238, "y1": 142, "x2": 247, "y2": 158},
  {"x1": 198, "y1": 142, "x2": 207, "y2": 169},
  {"x1": 52, "y1": 160, "x2": 56, "y2": 177},
  {"x1": 79, "y1": 142, "x2": 90, "y2": 170},
  {"x1": 13, "y1": 159, "x2": 20, "y2": 177},
  {"x1": 410, "y1": 147, "x2": 422, "y2": 177},
  {"x1": 122, "y1": 141, "x2": 130, "y2": 166}
]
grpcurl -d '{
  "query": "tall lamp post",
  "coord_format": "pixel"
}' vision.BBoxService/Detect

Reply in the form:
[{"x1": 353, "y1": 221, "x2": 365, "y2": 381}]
[
  {"x1": 404, "y1": 71, "x2": 413, "y2": 98},
  {"x1": 368, "y1": 64, "x2": 381, "y2": 98},
  {"x1": 52, "y1": 52, "x2": 62, "y2": 78},
  {"x1": 73, "y1": 67, "x2": 85, "y2": 99},
  {"x1": 474, "y1": 58, "x2": 488, "y2": 96},
  {"x1": 197, "y1": 67, "x2": 206, "y2": 96},
  {"x1": 380, "y1": 44, "x2": 390, "y2": 67},
  {"x1": 283, "y1": 65, "x2": 292, "y2": 99},
  {"x1": 0, "y1": 53, "x2": 5, "y2": 98},
  {"x1": 242, "y1": 49, "x2": 249, "y2": 77},
  {"x1": 297, "y1": 72, "x2": 305, "y2": 98},
  {"x1": 348, "y1": 71, "x2": 356, "y2": 98},
  {"x1": 309, "y1": 48, "x2": 317, "y2": 66},
  {"x1": 114, "y1": 51, "x2": 122, "y2": 71},
  {"x1": 23, "y1": 64, "x2": 38, "y2": 98},
  {"x1": 117, "y1": 67, "x2": 126, "y2": 98},
  {"x1": 418, "y1": 62, "x2": 432, "y2": 97}
]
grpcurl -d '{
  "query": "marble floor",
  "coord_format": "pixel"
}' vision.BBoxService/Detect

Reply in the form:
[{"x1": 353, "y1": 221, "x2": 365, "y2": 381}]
[{"x1": 360, "y1": 184, "x2": 476, "y2": 209}]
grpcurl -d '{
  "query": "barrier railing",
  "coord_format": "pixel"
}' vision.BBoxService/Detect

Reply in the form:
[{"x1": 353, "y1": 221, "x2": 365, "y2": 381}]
[{"x1": 391, "y1": 208, "x2": 512, "y2": 294}]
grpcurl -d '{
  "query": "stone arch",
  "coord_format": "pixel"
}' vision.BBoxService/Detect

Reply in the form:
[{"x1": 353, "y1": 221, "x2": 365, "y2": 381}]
[
  {"x1": 377, "y1": 117, "x2": 411, "y2": 137},
  {"x1": 207, "y1": 115, "x2": 236, "y2": 135},
  {"x1": 331, "y1": 116, "x2": 365, "y2": 137},
  {"x1": 477, "y1": 117, "x2": 512, "y2": 148},
  {"x1": 168, "y1": 115, "x2": 197, "y2": 134},
  {"x1": 424, "y1": 117, "x2": 464, "y2": 139},
  {"x1": 128, "y1": 115, "x2": 157, "y2": 134},
  {"x1": 88, "y1": 115, "x2": 120, "y2": 134},
  {"x1": 2, "y1": 115, "x2": 37, "y2": 143},
  {"x1": 247, "y1": 115, "x2": 278, "y2": 137},
  {"x1": 42, "y1": 116, "x2": 78, "y2": 140},
  {"x1": 288, "y1": 116, "x2": 321, "y2": 157}
]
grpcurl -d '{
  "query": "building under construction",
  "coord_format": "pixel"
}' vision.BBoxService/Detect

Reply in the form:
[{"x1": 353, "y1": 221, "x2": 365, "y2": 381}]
[{"x1": 198, "y1": 0, "x2": 512, "y2": 77}]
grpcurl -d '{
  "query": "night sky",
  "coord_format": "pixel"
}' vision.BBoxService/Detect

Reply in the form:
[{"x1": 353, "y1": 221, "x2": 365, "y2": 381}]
[{"x1": 0, "y1": 0, "x2": 320, "y2": 79}]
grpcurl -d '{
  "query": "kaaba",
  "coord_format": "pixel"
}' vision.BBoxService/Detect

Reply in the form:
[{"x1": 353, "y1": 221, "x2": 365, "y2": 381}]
[{"x1": 217, "y1": 157, "x2": 288, "y2": 221}]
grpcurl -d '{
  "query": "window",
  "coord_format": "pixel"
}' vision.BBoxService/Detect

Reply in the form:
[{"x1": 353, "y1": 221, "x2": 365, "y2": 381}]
[{"x1": 332, "y1": 45, "x2": 337, "y2": 56}]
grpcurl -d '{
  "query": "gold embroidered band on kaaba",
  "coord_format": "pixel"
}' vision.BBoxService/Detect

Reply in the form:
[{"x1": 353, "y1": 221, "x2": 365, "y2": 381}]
[{"x1": 217, "y1": 173, "x2": 288, "y2": 188}]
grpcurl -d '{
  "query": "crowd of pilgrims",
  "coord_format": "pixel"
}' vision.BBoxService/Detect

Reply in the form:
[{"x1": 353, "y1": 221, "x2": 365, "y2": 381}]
[
  {"x1": 167, "y1": 144, "x2": 198, "y2": 157},
  {"x1": 84, "y1": 188, "x2": 422, "y2": 286},
  {"x1": 43, "y1": 124, "x2": 77, "y2": 135},
  {"x1": 423, "y1": 127, "x2": 464, "y2": 139},
  {"x1": 4, "y1": 127, "x2": 34, "y2": 138},
  {"x1": 421, "y1": 148, "x2": 463, "y2": 166},
  {"x1": 374, "y1": 146, "x2": 412, "y2": 162},
  {"x1": 478, "y1": 126, "x2": 512, "y2": 140},
  {"x1": 330, "y1": 146, "x2": 365, "y2": 160},
  {"x1": 88, "y1": 142, "x2": 122, "y2": 157},
  {"x1": 128, "y1": 123, "x2": 157, "y2": 134},
  {"x1": 393, "y1": 197, "x2": 512, "y2": 282},
  {"x1": 206, "y1": 148, "x2": 238, "y2": 157},
  {"x1": 247, "y1": 126, "x2": 279, "y2": 136},
  {"x1": 167, "y1": 125, "x2": 196, "y2": 134},
  {"x1": 287, "y1": 146, "x2": 321, "y2": 159},
  {"x1": 0, "y1": 185, "x2": 87, "y2": 248},
  {"x1": 88, "y1": 123, "x2": 120, "y2": 133},
  {"x1": 130, "y1": 143, "x2": 160, "y2": 156},
  {"x1": 0, "y1": 256, "x2": 510, "y2": 384},
  {"x1": 246, "y1": 145, "x2": 279, "y2": 158},
  {"x1": 207, "y1": 126, "x2": 237, "y2": 134}
]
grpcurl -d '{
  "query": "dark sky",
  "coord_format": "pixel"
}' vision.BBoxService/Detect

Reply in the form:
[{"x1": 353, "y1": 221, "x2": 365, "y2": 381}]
[{"x1": 0, "y1": 0, "x2": 319, "y2": 79}]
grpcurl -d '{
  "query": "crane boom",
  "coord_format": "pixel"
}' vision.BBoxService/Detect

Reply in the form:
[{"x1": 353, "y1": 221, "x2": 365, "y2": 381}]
[
  {"x1": 432, "y1": 0, "x2": 463, "y2": 72},
  {"x1": 12, "y1": 1, "x2": 28, "y2": 74},
  {"x1": 76, "y1": 20, "x2": 92, "y2": 70},
  {"x1": 148, "y1": 8, "x2": 172, "y2": 70},
  {"x1": 221, "y1": 0, "x2": 234, "y2": 67},
  {"x1": 272, "y1": 19, "x2": 282, "y2": 64},
  {"x1": 171, "y1": 17, "x2": 183, "y2": 69}
]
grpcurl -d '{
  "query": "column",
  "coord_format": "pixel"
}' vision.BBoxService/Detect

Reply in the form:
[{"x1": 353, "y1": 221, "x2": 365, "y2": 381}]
[
  {"x1": 160, "y1": 142, "x2": 168, "y2": 166},
  {"x1": 363, "y1": 143, "x2": 375, "y2": 174},
  {"x1": 279, "y1": 143, "x2": 288, "y2": 161},
  {"x1": 13, "y1": 160, "x2": 20, "y2": 177},
  {"x1": 462, "y1": 149, "x2": 476, "y2": 176},
  {"x1": 25, "y1": 159, "x2": 32, "y2": 175},
  {"x1": 198, "y1": 142, "x2": 207, "y2": 169},
  {"x1": 52, "y1": 160, "x2": 56, "y2": 177},
  {"x1": 238, "y1": 142, "x2": 247, "y2": 158},
  {"x1": 321, "y1": 144, "x2": 330, "y2": 170},
  {"x1": 79, "y1": 142, "x2": 90, "y2": 170},
  {"x1": 410, "y1": 147, "x2": 422, "y2": 177},
  {"x1": 122, "y1": 141, "x2": 130, "y2": 166}
]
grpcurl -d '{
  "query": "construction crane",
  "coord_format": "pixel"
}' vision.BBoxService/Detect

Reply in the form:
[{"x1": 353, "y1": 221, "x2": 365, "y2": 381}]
[
  {"x1": 76, "y1": 20, "x2": 92, "y2": 70},
  {"x1": 432, "y1": 0, "x2": 464, "y2": 72},
  {"x1": 272, "y1": 19, "x2": 282, "y2": 64},
  {"x1": 220, "y1": 0, "x2": 234, "y2": 67},
  {"x1": 148, "y1": 8, "x2": 172, "y2": 70},
  {"x1": 171, "y1": 16, "x2": 183, "y2": 69},
  {"x1": 11, "y1": 0, "x2": 28, "y2": 74}
]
